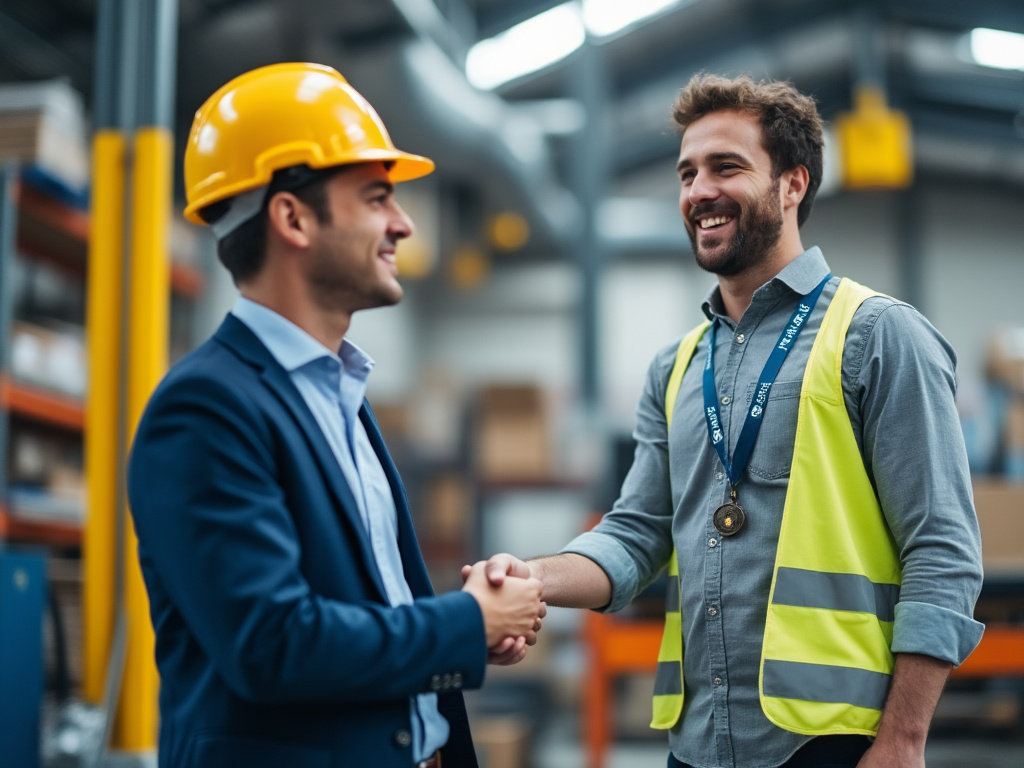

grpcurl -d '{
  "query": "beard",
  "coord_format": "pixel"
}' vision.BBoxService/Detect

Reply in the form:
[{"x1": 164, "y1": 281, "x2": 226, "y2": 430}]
[
  {"x1": 687, "y1": 178, "x2": 783, "y2": 277},
  {"x1": 306, "y1": 235, "x2": 403, "y2": 315}
]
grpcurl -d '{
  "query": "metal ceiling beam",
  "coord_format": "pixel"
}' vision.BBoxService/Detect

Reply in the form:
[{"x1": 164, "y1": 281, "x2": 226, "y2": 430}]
[
  {"x1": 609, "y1": 0, "x2": 850, "y2": 95},
  {"x1": 912, "y1": 107, "x2": 1024, "y2": 148},
  {"x1": 0, "y1": 8, "x2": 90, "y2": 85},
  {"x1": 908, "y1": 71, "x2": 1024, "y2": 114},
  {"x1": 390, "y1": 0, "x2": 468, "y2": 62},
  {"x1": 473, "y1": 0, "x2": 567, "y2": 38},
  {"x1": 885, "y1": 0, "x2": 1024, "y2": 34}
]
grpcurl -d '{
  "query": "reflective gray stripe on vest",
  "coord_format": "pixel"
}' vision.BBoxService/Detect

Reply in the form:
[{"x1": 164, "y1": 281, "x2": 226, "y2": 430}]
[
  {"x1": 763, "y1": 659, "x2": 891, "y2": 711},
  {"x1": 772, "y1": 567, "x2": 899, "y2": 622},
  {"x1": 665, "y1": 575, "x2": 680, "y2": 612},
  {"x1": 653, "y1": 661, "x2": 682, "y2": 696}
]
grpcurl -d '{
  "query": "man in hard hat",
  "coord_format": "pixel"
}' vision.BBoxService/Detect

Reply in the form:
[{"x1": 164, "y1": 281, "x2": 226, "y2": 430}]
[
  {"x1": 473, "y1": 74, "x2": 984, "y2": 768},
  {"x1": 127, "y1": 62, "x2": 544, "y2": 768}
]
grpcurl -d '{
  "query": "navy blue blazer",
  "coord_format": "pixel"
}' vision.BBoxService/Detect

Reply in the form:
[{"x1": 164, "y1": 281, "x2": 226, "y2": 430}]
[{"x1": 127, "y1": 315, "x2": 485, "y2": 768}]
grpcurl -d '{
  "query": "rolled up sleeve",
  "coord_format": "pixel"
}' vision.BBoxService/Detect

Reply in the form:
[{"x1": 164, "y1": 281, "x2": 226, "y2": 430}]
[{"x1": 846, "y1": 300, "x2": 985, "y2": 665}]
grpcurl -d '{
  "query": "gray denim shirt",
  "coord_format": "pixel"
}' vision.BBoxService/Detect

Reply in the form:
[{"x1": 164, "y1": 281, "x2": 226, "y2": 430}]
[{"x1": 563, "y1": 247, "x2": 985, "y2": 768}]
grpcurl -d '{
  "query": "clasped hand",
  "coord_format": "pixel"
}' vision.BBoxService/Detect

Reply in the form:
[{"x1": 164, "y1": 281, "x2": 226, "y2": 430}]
[{"x1": 461, "y1": 554, "x2": 545, "y2": 666}]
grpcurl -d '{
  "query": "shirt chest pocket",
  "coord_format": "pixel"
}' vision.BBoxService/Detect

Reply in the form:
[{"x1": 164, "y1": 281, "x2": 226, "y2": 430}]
[{"x1": 742, "y1": 378, "x2": 803, "y2": 480}]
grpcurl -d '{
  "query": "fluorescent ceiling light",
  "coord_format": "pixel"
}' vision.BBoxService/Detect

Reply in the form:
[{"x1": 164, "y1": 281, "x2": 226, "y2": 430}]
[
  {"x1": 970, "y1": 27, "x2": 1024, "y2": 70},
  {"x1": 466, "y1": 2, "x2": 585, "y2": 90},
  {"x1": 582, "y1": 0, "x2": 682, "y2": 38}
]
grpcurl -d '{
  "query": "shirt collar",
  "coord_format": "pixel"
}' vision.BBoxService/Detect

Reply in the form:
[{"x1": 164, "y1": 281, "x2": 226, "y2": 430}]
[
  {"x1": 701, "y1": 246, "x2": 830, "y2": 321},
  {"x1": 231, "y1": 296, "x2": 375, "y2": 377}
]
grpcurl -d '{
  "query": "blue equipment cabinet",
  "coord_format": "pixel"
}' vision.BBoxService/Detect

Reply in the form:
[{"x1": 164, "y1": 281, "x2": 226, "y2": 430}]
[{"x1": 0, "y1": 547, "x2": 47, "y2": 768}]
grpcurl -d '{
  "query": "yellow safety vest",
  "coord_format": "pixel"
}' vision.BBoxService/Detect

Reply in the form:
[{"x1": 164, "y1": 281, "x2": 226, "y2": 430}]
[{"x1": 651, "y1": 278, "x2": 901, "y2": 736}]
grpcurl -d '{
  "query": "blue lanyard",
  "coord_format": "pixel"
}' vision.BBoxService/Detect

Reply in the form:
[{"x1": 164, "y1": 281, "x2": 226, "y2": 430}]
[{"x1": 702, "y1": 274, "x2": 831, "y2": 490}]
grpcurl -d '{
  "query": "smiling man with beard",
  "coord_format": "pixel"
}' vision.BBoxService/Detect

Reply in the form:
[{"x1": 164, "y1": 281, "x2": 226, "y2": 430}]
[{"x1": 473, "y1": 74, "x2": 984, "y2": 768}]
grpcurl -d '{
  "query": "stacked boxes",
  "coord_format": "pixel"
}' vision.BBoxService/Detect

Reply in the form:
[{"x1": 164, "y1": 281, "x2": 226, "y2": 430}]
[
  {"x1": 471, "y1": 716, "x2": 531, "y2": 768},
  {"x1": 987, "y1": 327, "x2": 1024, "y2": 478},
  {"x1": 11, "y1": 321, "x2": 87, "y2": 398},
  {"x1": 971, "y1": 480, "x2": 1024, "y2": 578},
  {"x1": 0, "y1": 79, "x2": 89, "y2": 194},
  {"x1": 476, "y1": 384, "x2": 551, "y2": 482}
]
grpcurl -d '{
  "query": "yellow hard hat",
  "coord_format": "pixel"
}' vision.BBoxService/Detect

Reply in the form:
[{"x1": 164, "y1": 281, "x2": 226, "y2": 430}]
[{"x1": 183, "y1": 62, "x2": 435, "y2": 224}]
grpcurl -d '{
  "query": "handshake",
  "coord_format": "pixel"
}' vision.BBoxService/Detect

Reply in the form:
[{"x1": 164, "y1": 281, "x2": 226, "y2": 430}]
[{"x1": 460, "y1": 554, "x2": 546, "y2": 666}]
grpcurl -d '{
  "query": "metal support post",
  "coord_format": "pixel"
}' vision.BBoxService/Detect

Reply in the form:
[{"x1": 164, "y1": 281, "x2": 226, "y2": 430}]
[
  {"x1": 84, "y1": 0, "x2": 177, "y2": 760},
  {"x1": 118, "y1": 0, "x2": 177, "y2": 751},
  {"x1": 0, "y1": 163, "x2": 18, "y2": 498},
  {"x1": 568, "y1": 38, "x2": 609, "y2": 411}
]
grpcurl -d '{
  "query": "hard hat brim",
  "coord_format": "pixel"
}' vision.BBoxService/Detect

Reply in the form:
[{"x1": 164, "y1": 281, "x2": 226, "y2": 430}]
[{"x1": 183, "y1": 151, "x2": 435, "y2": 225}]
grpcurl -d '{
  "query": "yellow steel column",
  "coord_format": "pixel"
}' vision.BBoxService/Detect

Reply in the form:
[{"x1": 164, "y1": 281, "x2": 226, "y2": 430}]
[
  {"x1": 114, "y1": 124, "x2": 172, "y2": 750},
  {"x1": 83, "y1": 128, "x2": 126, "y2": 706},
  {"x1": 83, "y1": 0, "x2": 176, "y2": 757}
]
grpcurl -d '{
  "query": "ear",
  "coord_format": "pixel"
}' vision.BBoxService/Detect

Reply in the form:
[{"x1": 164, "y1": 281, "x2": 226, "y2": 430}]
[
  {"x1": 780, "y1": 165, "x2": 809, "y2": 214},
  {"x1": 265, "y1": 191, "x2": 314, "y2": 249}
]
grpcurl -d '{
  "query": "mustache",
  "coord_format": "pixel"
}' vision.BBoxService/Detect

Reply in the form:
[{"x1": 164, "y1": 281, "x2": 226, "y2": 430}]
[{"x1": 689, "y1": 202, "x2": 740, "y2": 223}]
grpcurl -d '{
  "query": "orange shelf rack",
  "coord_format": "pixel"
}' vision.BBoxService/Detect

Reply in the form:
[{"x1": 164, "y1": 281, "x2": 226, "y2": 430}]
[
  {"x1": 0, "y1": 505, "x2": 82, "y2": 548},
  {"x1": 14, "y1": 180, "x2": 205, "y2": 298},
  {"x1": 0, "y1": 375, "x2": 85, "y2": 431}
]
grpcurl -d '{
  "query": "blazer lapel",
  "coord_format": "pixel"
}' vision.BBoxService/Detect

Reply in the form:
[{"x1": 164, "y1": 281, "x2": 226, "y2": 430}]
[{"x1": 214, "y1": 315, "x2": 388, "y2": 599}]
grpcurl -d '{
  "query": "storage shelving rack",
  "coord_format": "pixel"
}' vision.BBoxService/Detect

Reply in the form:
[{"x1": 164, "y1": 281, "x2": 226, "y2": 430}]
[{"x1": 0, "y1": 160, "x2": 204, "y2": 600}]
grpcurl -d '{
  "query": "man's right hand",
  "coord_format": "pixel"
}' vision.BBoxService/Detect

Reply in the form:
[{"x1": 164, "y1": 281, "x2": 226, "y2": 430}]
[
  {"x1": 461, "y1": 561, "x2": 544, "y2": 650},
  {"x1": 460, "y1": 552, "x2": 534, "y2": 588}
]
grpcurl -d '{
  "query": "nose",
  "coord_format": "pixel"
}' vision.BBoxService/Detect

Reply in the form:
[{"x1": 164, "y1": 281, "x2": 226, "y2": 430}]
[
  {"x1": 389, "y1": 201, "x2": 414, "y2": 240},
  {"x1": 686, "y1": 169, "x2": 718, "y2": 206}
]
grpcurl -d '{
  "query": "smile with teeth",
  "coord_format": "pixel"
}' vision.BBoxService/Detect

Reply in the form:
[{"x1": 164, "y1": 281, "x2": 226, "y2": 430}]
[{"x1": 699, "y1": 215, "x2": 734, "y2": 229}]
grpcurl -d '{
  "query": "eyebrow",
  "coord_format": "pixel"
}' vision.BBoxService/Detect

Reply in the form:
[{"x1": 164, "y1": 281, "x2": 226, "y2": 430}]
[
  {"x1": 676, "y1": 151, "x2": 751, "y2": 173},
  {"x1": 362, "y1": 179, "x2": 395, "y2": 196}
]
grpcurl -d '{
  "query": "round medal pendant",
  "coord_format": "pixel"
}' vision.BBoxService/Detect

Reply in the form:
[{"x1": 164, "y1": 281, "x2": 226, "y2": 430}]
[{"x1": 713, "y1": 503, "x2": 746, "y2": 536}]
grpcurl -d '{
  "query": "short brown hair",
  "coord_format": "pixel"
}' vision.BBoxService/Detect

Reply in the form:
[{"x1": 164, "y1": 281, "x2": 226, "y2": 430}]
[
  {"x1": 200, "y1": 167, "x2": 336, "y2": 285},
  {"x1": 671, "y1": 73, "x2": 824, "y2": 227}
]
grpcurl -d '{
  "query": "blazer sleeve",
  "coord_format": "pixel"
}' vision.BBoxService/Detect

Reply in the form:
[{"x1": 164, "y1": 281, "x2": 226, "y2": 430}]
[{"x1": 127, "y1": 369, "x2": 487, "y2": 704}]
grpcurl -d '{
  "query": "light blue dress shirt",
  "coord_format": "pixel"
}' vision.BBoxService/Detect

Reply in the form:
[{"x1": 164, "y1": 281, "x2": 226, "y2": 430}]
[{"x1": 232, "y1": 297, "x2": 449, "y2": 761}]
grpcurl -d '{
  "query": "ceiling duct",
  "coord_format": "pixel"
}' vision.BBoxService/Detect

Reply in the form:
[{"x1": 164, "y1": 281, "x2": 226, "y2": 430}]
[{"x1": 342, "y1": 36, "x2": 581, "y2": 251}]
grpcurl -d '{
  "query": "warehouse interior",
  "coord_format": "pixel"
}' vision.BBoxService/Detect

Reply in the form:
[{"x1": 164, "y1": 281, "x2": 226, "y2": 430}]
[{"x1": 0, "y1": 0, "x2": 1023, "y2": 766}]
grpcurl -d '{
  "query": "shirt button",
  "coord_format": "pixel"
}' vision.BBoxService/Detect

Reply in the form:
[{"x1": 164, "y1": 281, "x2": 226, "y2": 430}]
[
  {"x1": 714, "y1": 676, "x2": 723, "y2": 686},
  {"x1": 708, "y1": 538, "x2": 718, "y2": 548},
  {"x1": 707, "y1": 606, "x2": 718, "y2": 616},
  {"x1": 721, "y1": 395, "x2": 731, "y2": 405},
  {"x1": 735, "y1": 333, "x2": 746, "y2": 344},
  {"x1": 393, "y1": 729, "x2": 412, "y2": 748},
  {"x1": 715, "y1": 472, "x2": 724, "y2": 481}
]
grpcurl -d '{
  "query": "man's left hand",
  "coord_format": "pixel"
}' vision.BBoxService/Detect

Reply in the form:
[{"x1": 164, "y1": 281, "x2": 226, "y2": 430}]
[{"x1": 855, "y1": 739, "x2": 924, "y2": 768}]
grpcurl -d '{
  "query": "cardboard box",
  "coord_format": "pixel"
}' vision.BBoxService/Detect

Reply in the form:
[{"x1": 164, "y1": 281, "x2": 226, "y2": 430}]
[
  {"x1": 986, "y1": 327, "x2": 1024, "y2": 395},
  {"x1": 423, "y1": 473, "x2": 472, "y2": 544},
  {"x1": 1004, "y1": 398, "x2": 1024, "y2": 448},
  {"x1": 471, "y1": 716, "x2": 531, "y2": 768},
  {"x1": 10, "y1": 321, "x2": 87, "y2": 397},
  {"x1": 0, "y1": 80, "x2": 88, "y2": 191},
  {"x1": 476, "y1": 385, "x2": 551, "y2": 482},
  {"x1": 972, "y1": 479, "x2": 1024, "y2": 577},
  {"x1": 1004, "y1": 398, "x2": 1024, "y2": 478}
]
